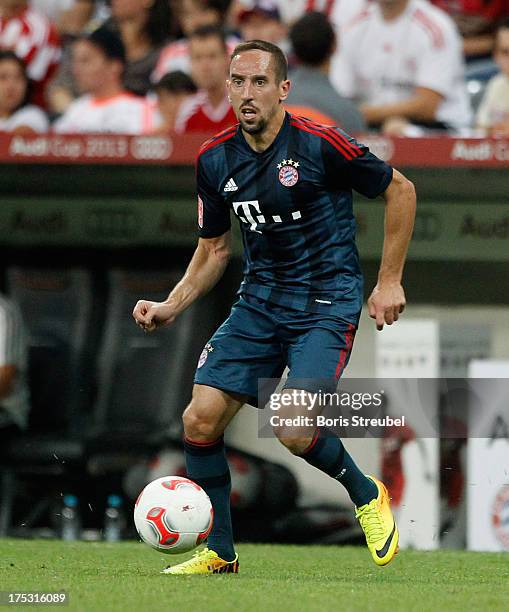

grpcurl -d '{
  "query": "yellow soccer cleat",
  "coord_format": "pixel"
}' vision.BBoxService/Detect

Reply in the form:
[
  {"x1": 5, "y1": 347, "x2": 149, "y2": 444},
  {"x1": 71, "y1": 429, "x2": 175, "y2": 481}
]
[
  {"x1": 161, "y1": 547, "x2": 239, "y2": 575},
  {"x1": 355, "y1": 476, "x2": 399, "y2": 567}
]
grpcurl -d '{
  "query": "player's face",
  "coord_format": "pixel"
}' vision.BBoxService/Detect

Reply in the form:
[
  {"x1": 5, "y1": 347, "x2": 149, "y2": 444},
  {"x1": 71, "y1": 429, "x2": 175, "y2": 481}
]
[
  {"x1": 228, "y1": 50, "x2": 290, "y2": 135},
  {"x1": 0, "y1": 59, "x2": 27, "y2": 115},
  {"x1": 189, "y1": 36, "x2": 229, "y2": 91}
]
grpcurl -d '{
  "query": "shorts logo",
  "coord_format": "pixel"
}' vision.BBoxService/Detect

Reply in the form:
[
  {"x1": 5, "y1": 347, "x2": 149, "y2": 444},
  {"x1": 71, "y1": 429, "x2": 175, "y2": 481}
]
[
  {"x1": 277, "y1": 158, "x2": 299, "y2": 187},
  {"x1": 492, "y1": 484, "x2": 509, "y2": 549},
  {"x1": 198, "y1": 195, "x2": 203, "y2": 228},
  {"x1": 197, "y1": 342, "x2": 214, "y2": 368}
]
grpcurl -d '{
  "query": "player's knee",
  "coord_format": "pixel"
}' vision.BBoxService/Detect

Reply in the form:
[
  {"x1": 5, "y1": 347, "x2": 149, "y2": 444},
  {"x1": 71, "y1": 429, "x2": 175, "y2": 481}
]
[
  {"x1": 274, "y1": 431, "x2": 315, "y2": 455},
  {"x1": 182, "y1": 403, "x2": 221, "y2": 442}
]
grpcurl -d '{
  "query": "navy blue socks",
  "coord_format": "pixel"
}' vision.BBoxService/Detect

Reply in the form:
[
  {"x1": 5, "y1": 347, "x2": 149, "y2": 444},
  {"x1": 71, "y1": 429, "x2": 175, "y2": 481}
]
[
  {"x1": 300, "y1": 428, "x2": 378, "y2": 507},
  {"x1": 184, "y1": 436, "x2": 236, "y2": 562}
]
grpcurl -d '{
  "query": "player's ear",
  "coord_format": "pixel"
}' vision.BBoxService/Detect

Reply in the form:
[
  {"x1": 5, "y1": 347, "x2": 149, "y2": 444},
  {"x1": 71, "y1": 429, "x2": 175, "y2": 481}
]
[{"x1": 279, "y1": 79, "x2": 291, "y2": 103}]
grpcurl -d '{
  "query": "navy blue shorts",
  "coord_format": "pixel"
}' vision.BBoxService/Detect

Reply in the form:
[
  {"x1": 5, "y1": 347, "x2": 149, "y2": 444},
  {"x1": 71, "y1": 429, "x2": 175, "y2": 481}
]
[{"x1": 194, "y1": 294, "x2": 358, "y2": 407}]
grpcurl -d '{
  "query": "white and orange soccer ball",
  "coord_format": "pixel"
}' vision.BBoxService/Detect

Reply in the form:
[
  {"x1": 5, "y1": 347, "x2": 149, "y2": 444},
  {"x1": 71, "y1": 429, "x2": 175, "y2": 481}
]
[{"x1": 134, "y1": 476, "x2": 213, "y2": 554}]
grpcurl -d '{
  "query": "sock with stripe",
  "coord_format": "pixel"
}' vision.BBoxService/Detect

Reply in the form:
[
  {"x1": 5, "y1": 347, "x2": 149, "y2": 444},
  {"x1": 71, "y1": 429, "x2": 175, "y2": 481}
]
[
  {"x1": 299, "y1": 428, "x2": 378, "y2": 507},
  {"x1": 183, "y1": 436, "x2": 236, "y2": 562}
]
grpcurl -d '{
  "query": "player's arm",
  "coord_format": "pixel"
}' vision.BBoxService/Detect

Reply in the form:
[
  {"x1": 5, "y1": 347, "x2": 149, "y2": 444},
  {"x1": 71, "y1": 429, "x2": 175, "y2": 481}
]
[
  {"x1": 133, "y1": 151, "x2": 231, "y2": 332},
  {"x1": 133, "y1": 232, "x2": 232, "y2": 332},
  {"x1": 368, "y1": 169, "x2": 416, "y2": 331}
]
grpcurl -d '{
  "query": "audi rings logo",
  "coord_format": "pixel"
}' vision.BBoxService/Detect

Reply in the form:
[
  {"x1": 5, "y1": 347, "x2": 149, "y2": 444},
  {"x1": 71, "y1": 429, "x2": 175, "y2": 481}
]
[
  {"x1": 412, "y1": 212, "x2": 441, "y2": 241},
  {"x1": 130, "y1": 136, "x2": 172, "y2": 161},
  {"x1": 86, "y1": 208, "x2": 140, "y2": 239}
]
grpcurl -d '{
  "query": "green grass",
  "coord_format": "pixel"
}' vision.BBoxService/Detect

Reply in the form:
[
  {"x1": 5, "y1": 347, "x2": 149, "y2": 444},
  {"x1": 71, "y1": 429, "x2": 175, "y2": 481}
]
[{"x1": 1, "y1": 540, "x2": 508, "y2": 612}]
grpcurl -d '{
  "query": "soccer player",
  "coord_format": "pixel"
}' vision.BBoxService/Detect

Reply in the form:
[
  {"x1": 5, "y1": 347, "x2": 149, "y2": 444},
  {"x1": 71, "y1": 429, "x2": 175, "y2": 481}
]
[{"x1": 133, "y1": 40, "x2": 416, "y2": 575}]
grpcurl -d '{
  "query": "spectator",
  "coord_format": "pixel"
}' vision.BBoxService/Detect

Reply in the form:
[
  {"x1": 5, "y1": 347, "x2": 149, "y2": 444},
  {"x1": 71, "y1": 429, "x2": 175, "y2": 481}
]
[
  {"x1": 31, "y1": 1, "x2": 110, "y2": 35},
  {"x1": 178, "y1": 25, "x2": 236, "y2": 133},
  {"x1": 153, "y1": 0, "x2": 237, "y2": 82},
  {"x1": 106, "y1": 0, "x2": 174, "y2": 96},
  {"x1": 287, "y1": 11, "x2": 366, "y2": 133},
  {"x1": 0, "y1": 0, "x2": 61, "y2": 108},
  {"x1": 331, "y1": 0, "x2": 472, "y2": 132},
  {"x1": 46, "y1": 1, "x2": 113, "y2": 115},
  {"x1": 0, "y1": 293, "x2": 29, "y2": 444},
  {"x1": 476, "y1": 19, "x2": 509, "y2": 135},
  {"x1": 431, "y1": 0, "x2": 509, "y2": 60},
  {"x1": 0, "y1": 51, "x2": 49, "y2": 132},
  {"x1": 151, "y1": 70, "x2": 197, "y2": 133},
  {"x1": 53, "y1": 26, "x2": 154, "y2": 133},
  {"x1": 227, "y1": 0, "x2": 369, "y2": 29},
  {"x1": 236, "y1": 1, "x2": 288, "y2": 49}
]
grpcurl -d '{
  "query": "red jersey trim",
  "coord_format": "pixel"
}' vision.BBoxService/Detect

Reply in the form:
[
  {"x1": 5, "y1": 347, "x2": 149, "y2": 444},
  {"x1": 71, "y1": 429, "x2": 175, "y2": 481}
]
[
  {"x1": 293, "y1": 114, "x2": 362, "y2": 156},
  {"x1": 291, "y1": 115, "x2": 362, "y2": 160},
  {"x1": 197, "y1": 125, "x2": 238, "y2": 159}
]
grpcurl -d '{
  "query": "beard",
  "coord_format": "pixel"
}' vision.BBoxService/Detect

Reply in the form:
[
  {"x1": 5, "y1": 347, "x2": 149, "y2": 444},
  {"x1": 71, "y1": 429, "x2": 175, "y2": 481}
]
[{"x1": 239, "y1": 114, "x2": 268, "y2": 135}]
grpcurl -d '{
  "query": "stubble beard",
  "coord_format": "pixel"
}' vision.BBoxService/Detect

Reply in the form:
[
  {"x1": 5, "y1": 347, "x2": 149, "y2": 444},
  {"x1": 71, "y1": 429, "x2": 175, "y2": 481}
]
[{"x1": 240, "y1": 114, "x2": 268, "y2": 135}]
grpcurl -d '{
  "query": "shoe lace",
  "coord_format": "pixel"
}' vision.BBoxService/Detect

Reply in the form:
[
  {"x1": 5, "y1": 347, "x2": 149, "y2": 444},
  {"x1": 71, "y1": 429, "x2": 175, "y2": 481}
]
[
  {"x1": 355, "y1": 500, "x2": 385, "y2": 544},
  {"x1": 165, "y1": 547, "x2": 213, "y2": 570}
]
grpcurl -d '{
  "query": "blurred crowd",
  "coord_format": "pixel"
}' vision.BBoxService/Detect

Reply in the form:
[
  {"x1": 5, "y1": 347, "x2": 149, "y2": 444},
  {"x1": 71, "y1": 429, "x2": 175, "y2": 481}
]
[{"x1": 0, "y1": 0, "x2": 508, "y2": 139}]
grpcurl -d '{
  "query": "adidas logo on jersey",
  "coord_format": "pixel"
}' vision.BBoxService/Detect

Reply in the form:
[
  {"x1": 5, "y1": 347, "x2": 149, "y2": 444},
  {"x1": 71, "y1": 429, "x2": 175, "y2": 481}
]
[{"x1": 224, "y1": 178, "x2": 238, "y2": 192}]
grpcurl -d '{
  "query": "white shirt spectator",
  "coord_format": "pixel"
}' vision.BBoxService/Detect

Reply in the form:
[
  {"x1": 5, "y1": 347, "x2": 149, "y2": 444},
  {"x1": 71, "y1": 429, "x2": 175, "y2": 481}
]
[
  {"x1": 0, "y1": 295, "x2": 29, "y2": 430},
  {"x1": 53, "y1": 92, "x2": 155, "y2": 133},
  {"x1": 0, "y1": 105, "x2": 48, "y2": 132},
  {"x1": 331, "y1": 0, "x2": 472, "y2": 129},
  {"x1": 476, "y1": 73, "x2": 509, "y2": 130},
  {"x1": 276, "y1": 0, "x2": 367, "y2": 26}
]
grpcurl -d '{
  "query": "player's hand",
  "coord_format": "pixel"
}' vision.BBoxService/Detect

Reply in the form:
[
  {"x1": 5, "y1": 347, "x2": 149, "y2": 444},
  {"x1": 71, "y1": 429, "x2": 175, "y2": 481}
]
[
  {"x1": 132, "y1": 300, "x2": 176, "y2": 332},
  {"x1": 367, "y1": 282, "x2": 406, "y2": 331}
]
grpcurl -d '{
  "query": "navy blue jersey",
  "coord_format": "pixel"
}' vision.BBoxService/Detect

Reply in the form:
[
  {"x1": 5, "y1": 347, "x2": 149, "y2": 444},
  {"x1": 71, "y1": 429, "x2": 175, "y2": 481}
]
[{"x1": 196, "y1": 112, "x2": 393, "y2": 324}]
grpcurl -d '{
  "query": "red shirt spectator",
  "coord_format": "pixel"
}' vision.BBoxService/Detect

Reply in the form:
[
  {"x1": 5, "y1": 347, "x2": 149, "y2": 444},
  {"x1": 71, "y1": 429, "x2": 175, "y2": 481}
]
[
  {"x1": 0, "y1": 2, "x2": 61, "y2": 107},
  {"x1": 178, "y1": 26, "x2": 237, "y2": 134},
  {"x1": 178, "y1": 91, "x2": 236, "y2": 133}
]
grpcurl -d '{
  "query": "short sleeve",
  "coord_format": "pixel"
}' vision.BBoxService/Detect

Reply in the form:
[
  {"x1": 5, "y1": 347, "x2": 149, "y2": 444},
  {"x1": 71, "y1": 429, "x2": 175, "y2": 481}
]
[
  {"x1": 414, "y1": 19, "x2": 462, "y2": 98},
  {"x1": 322, "y1": 128, "x2": 393, "y2": 199},
  {"x1": 196, "y1": 154, "x2": 231, "y2": 238}
]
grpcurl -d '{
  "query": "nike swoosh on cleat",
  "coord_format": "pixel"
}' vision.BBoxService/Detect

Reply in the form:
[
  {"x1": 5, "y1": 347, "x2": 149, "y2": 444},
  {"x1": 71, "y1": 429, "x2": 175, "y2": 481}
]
[{"x1": 375, "y1": 523, "x2": 396, "y2": 559}]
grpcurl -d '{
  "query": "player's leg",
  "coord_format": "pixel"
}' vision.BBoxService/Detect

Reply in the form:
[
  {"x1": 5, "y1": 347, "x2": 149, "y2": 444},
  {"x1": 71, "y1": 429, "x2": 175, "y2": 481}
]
[
  {"x1": 183, "y1": 384, "x2": 245, "y2": 563},
  {"x1": 163, "y1": 384, "x2": 244, "y2": 575},
  {"x1": 275, "y1": 318, "x2": 398, "y2": 565},
  {"x1": 272, "y1": 387, "x2": 378, "y2": 508},
  {"x1": 164, "y1": 295, "x2": 285, "y2": 575}
]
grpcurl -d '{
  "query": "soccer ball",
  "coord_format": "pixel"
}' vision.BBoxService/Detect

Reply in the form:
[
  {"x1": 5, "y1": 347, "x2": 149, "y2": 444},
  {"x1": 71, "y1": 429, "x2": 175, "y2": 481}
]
[{"x1": 134, "y1": 476, "x2": 213, "y2": 554}]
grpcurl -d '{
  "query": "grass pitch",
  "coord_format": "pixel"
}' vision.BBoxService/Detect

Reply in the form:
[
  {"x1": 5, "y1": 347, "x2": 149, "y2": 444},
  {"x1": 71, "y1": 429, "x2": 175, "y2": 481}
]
[{"x1": 1, "y1": 539, "x2": 508, "y2": 612}]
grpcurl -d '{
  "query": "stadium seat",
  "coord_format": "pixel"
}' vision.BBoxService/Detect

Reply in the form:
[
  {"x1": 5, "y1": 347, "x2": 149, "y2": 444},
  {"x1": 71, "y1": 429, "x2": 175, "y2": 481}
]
[
  {"x1": 0, "y1": 268, "x2": 94, "y2": 536},
  {"x1": 86, "y1": 269, "x2": 210, "y2": 477}
]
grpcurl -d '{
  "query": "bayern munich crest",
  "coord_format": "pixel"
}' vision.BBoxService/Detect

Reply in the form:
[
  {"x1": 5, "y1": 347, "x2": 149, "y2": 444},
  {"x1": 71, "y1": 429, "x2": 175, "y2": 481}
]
[
  {"x1": 197, "y1": 342, "x2": 214, "y2": 368},
  {"x1": 277, "y1": 158, "x2": 299, "y2": 187}
]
